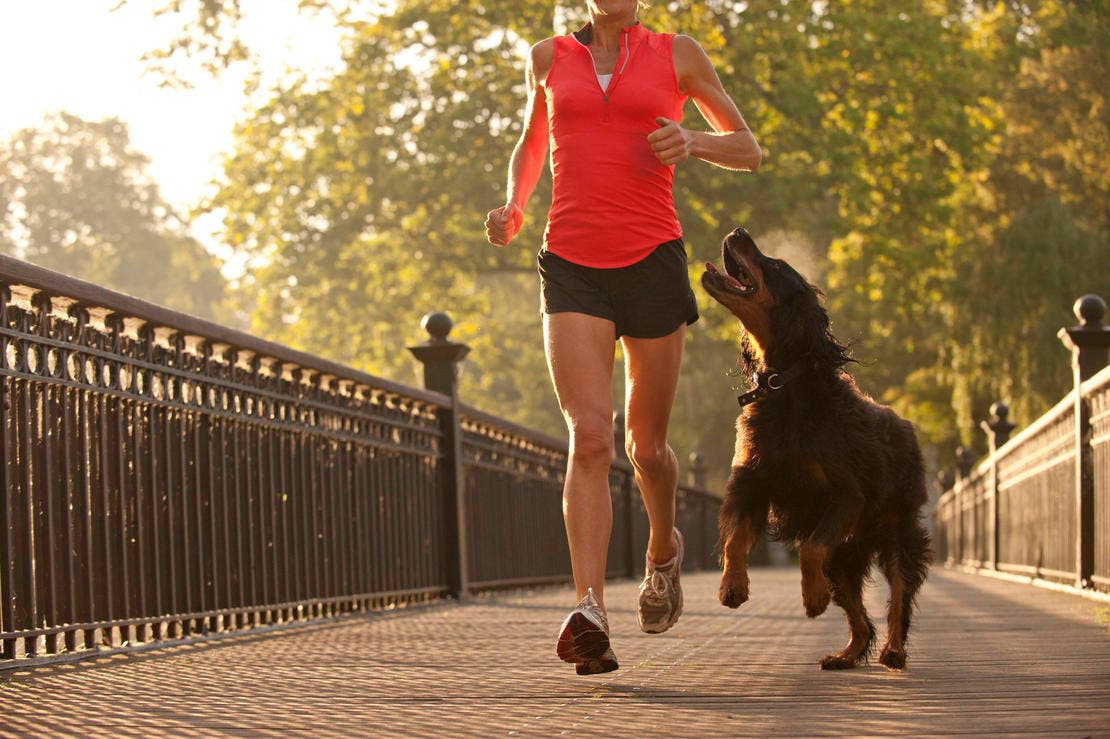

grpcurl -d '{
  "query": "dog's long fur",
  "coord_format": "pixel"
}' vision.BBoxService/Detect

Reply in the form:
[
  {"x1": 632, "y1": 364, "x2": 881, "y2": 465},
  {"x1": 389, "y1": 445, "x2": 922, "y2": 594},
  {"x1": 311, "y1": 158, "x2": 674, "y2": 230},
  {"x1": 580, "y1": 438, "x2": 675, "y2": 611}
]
[{"x1": 701, "y1": 227, "x2": 932, "y2": 670}]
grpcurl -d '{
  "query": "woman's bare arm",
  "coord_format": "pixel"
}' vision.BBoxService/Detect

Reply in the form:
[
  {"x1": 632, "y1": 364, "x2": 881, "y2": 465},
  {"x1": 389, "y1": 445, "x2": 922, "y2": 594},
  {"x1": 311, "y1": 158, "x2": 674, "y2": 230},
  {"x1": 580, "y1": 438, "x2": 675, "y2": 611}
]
[
  {"x1": 485, "y1": 39, "x2": 554, "y2": 246},
  {"x1": 647, "y1": 35, "x2": 761, "y2": 171}
]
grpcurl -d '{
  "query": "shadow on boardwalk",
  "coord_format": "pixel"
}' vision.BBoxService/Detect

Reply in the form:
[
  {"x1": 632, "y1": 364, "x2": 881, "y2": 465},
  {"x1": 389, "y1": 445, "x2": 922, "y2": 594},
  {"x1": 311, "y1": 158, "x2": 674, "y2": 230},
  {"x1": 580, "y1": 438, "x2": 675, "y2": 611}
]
[{"x1": 1, "y1": 568, "x2": 1107, "y2": 737}]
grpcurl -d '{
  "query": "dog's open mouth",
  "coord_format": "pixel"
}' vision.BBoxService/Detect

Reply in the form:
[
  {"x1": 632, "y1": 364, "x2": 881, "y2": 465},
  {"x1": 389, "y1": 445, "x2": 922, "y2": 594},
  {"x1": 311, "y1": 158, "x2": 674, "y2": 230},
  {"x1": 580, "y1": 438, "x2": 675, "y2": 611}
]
[{"x1": 704, "y1": 260, "x2": 756, "y2": 296}]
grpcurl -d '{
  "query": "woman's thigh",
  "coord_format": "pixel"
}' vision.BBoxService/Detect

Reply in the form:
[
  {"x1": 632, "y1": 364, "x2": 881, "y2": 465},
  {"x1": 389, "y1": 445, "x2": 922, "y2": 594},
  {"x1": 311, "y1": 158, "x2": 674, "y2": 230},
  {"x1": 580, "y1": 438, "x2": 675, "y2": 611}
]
[
  {"x1": 621, "y1": 324, "x2": 686, "y2": 443},
  {"x1": 543, "y1": 311, "x2": 617, "y2": 438}
]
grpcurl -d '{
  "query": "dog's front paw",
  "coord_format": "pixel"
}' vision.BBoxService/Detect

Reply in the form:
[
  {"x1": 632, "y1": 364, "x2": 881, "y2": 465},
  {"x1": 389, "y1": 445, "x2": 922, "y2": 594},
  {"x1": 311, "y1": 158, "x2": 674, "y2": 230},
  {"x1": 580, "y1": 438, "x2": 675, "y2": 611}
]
[
  {"x1": 718, "y1": 575, "x2": 750, "y2": 608},
  {"x1": 803, "y1": 586, "x2": 830, "y2": 618},
  {"x1": 801, "y1": 573, "x2": 831, "y2": 618},
  {"x1": 878, "y1": 647, "x2": 907, "y2": 670}
]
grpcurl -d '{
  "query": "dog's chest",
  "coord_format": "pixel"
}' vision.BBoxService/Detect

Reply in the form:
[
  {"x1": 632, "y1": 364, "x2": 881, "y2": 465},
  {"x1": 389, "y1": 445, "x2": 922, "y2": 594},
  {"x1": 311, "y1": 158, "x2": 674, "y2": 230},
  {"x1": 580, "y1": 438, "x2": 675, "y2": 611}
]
[
  {"x1": 733, "y1": 412, "x2": 814, "y2": 469},
  {"x1": 735, "y1": 414, "x2": 831, "y2": 510}
]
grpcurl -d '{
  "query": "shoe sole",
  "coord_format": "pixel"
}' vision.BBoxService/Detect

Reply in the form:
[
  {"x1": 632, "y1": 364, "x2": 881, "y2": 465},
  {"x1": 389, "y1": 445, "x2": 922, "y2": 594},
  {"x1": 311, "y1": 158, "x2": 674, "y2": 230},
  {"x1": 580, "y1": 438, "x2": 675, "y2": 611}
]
[
  {"x1": 575, "y1": 650, "x2": 619, "y2": 675},
  {"x1": 556, "y1": 611, "x2": 610, "y2": 663}
]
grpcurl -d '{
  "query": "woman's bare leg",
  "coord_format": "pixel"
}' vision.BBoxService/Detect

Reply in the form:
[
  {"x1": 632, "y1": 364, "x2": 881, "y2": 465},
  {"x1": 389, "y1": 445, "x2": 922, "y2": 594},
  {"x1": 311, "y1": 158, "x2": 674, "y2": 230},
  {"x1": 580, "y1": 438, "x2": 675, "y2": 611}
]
[
  {"x1": 621, "y1": 325, "x2": 686, "y2": 564},
  {"x1": 544, "y1": 311, "x2": 617, "y2": 611}
]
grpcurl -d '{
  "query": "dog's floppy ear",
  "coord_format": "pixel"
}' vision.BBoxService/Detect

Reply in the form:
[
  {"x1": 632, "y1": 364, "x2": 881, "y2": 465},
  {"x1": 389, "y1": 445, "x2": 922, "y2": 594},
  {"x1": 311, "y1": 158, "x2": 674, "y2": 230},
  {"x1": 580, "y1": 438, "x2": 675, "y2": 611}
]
[
  {"x1": 769, "y1": 268, "x2": 826, "y2": 338},
  {"x1": 766, "y1": 268, "x2": 856, "y2": 373}
]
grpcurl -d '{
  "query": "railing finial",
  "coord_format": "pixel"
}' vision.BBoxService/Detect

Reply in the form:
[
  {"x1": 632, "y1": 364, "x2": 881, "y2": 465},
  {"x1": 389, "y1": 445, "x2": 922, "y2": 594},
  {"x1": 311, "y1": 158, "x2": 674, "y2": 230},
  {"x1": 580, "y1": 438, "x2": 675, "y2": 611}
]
[
  {"x1": 981, "y1": 402, "x2": 1016, "y2": 451},
  {"x1": 955, "y1": 446, "x2": 974, "y2": 480},
  {"x1": 409, "y1": 311, "x2": 470, "y2": 397},
  {"x1": 421, "y1": 311, "x2": 454, "y2": 344},
  {"x1": 1059, "y1": 294, "x2": 1110, "y2": 383},
  {"x1": 1075, "y1": 294, "x2": 1106, "y2": 327},
  {"x1": 688, "y1": 451, "x2": 706, "y2": 489}
]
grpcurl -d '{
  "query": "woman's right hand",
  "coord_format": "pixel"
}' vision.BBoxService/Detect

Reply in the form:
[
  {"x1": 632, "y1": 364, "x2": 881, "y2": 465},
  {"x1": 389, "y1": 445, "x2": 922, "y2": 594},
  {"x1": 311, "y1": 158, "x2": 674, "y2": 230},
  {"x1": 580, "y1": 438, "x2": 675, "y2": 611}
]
[{"x1": 485, "y1": 202, "x2": 523, "y2": 246}]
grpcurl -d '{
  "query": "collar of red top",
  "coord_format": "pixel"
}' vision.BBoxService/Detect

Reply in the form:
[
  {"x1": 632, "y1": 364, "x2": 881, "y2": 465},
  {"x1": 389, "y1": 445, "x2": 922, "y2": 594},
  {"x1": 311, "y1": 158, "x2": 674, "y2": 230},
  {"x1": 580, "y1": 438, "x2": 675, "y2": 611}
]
[{"x1": 572, "y1": 21, "x2": 645, "y2": 47}]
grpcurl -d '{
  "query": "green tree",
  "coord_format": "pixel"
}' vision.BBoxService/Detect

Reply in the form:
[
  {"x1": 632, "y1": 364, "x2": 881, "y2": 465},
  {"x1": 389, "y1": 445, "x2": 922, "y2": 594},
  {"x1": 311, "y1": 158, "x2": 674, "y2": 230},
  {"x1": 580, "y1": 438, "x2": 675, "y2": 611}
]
[
  {"x1": 135, "y1": 0, "x2": 1108, "y2": 485},
  {"x1": 0, "y1": 112, "x2": 227, "y2": 320},
  {"x1": 945, "y1": 0, "x2": 1110, "y2": 443},
  {"x1": 200, "y1": 2, "x2": 564, "y2": 434}
]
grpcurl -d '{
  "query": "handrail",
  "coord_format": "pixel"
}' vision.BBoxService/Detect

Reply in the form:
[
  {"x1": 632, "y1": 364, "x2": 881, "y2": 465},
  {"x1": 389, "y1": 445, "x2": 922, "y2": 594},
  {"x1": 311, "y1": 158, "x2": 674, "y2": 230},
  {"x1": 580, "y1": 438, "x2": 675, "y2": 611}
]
[{"x1": 0, "y1": 254, "x2": 447, "y2": 407}]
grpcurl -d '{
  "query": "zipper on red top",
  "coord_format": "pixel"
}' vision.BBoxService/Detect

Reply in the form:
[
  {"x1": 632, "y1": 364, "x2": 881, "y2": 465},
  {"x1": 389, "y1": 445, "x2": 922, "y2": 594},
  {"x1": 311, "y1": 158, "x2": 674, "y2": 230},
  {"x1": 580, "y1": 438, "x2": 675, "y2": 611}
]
[{"x1": 603, "y1": 29, "x2": 631, "y2": 104}]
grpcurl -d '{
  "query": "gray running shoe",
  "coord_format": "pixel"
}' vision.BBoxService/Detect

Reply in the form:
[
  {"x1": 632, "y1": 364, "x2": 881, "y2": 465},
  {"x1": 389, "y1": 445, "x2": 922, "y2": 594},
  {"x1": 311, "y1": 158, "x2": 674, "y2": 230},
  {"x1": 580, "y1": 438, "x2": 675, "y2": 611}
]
[
  {"x1": 637, "y1": 527, "x2": 685, "y2": 634},
  {"x1": 556, "y1": 588, "x2": 617, "y2": 672},
  {"x1": 575, "y1": 646, "x2": 619, "y2": 675}
]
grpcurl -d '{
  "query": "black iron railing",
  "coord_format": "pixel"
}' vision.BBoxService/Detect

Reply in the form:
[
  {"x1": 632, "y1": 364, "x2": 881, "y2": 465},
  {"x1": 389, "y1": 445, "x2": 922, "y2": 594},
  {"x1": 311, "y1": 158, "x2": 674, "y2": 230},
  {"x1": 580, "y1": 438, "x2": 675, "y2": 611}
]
[
  {"x1": 460, "y1": 407, "x2": 717, "y2": 589},
  {"x1": 0, "y1": 255, "x2": 720, "y2": 668},
  {"x1": 934, "y1": 294, "x2": 1110, "y2": 593}
]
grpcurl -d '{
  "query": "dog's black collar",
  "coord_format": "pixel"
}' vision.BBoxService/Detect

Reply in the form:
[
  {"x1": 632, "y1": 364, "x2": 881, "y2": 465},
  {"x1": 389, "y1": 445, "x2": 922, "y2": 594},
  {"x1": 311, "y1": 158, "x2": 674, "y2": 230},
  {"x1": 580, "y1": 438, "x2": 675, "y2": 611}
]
[{"x1": 736, "y1": 362, "x2": 810, "y2": 408}]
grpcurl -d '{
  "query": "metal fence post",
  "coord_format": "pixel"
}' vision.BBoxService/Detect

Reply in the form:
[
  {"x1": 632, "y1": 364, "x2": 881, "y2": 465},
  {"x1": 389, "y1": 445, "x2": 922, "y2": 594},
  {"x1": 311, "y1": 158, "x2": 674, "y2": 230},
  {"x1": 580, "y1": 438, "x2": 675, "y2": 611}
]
[
  {"x1": 613, "y1": 411, "x2": 637, "y2": 579},
  {"x1": 408, "y1": 312, "x2": 471, "y2": 600},
  {"x1": 955, "y1": 446, "x2": 973, "y2": 565},
  {"x1": 687, "y1": 452, "x2": 706, "y2": 489},
  {"x1": 980, "y1": 403, "x2": 1014, "y2": 570},
  {"x1": 934, "y1": 468, "x2": 953, "y2": 565},
  {"x1": 1058, "y1": 295, "x2": 1110, "y2": 589},
  {"x1": 688, "y1": 452, "x2": 711, "y2": 569}
]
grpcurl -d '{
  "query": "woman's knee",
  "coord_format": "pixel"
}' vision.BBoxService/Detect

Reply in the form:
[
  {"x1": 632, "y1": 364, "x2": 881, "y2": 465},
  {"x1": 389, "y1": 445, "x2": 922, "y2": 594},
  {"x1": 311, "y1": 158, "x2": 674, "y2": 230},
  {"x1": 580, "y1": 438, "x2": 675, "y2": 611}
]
[
  {"x1": 625, "y1": 433, "x2": 673, "y2": 475},
  {"x1": 567, "y1": 416, "x2": 614, "y2": 468}
]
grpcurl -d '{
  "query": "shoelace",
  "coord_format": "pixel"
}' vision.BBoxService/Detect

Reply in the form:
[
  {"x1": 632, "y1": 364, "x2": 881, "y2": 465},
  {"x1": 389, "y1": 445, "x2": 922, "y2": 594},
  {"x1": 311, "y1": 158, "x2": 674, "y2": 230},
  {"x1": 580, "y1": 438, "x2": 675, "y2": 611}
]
[
  {"x1": 643, "y1": 569, "x2": 671, "y2": 604},
  {"x1": 581, "y1": 593, "x2": 609, "y2": 632}
]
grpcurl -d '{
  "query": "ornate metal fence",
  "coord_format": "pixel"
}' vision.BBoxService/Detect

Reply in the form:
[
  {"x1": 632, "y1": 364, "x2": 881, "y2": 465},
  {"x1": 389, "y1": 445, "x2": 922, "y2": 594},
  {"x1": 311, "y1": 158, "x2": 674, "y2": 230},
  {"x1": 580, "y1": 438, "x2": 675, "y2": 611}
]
[
  {"x1": 934, "y1": 295, "x2": 1110, "y2": 593},
  {"x1": 0, "y1": 256, "x2": 720, "y2": 668},
  {"x1": 1088, "y1": 371, "x2": 1110, "y2": 589},
  {"x1": 460, "y1": 407, "x2": 717, "y2": 589}
]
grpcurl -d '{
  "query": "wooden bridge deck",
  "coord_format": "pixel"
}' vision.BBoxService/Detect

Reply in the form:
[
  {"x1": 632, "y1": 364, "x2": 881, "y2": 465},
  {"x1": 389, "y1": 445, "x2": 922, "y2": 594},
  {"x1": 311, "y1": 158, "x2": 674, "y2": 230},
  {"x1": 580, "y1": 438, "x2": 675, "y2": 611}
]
[{"x1": 1, "y1": 567, "x2": 1107, "y2": 737}]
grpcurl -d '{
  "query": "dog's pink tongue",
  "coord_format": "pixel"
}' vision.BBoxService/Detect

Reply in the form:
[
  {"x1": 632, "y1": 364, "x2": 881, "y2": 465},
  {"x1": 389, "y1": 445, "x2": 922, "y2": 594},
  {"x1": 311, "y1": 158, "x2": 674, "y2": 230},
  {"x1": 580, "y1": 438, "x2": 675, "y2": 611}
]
[{"x1": 706, "y1": 261, "x2": 745, "y2": 290}]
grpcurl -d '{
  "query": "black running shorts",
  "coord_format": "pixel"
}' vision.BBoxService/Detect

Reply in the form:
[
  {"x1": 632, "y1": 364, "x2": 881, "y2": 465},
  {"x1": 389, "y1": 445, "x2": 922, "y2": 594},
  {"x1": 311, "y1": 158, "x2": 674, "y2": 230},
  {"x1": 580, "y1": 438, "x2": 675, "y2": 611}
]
[{"x1": 538, "y1": 239, "x2": 700, "y2": 340}]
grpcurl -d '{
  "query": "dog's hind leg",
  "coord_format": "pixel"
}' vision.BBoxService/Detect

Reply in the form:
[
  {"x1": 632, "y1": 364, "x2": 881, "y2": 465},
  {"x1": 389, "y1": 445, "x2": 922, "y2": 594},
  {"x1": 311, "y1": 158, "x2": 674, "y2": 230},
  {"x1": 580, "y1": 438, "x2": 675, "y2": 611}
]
[
  {"x1": 877, "y1": 518, "x2": 931, "y2": 670},
  {"x1": 717, "y1": 475, "x2": 769, "y2": 608},
  {"x1": 819, "y1": 544, "x2": 875, "y2": 670}
]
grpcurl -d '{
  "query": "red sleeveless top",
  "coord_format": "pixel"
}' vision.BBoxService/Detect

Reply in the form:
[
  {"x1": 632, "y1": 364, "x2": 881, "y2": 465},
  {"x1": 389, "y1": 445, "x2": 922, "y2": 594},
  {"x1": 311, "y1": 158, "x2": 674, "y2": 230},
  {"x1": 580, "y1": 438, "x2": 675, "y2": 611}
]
[{"x1": 543, "y1": 23, "x2": 688, "y2": 268}]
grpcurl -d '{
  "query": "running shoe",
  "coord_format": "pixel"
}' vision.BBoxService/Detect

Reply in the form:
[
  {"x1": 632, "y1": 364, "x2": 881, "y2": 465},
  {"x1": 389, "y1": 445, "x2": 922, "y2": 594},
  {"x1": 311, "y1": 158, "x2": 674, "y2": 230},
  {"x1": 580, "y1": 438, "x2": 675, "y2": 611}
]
[
  {"x1": 636, "y1": 527, "x2": 685, "y2": 634},
  {"x1": 556, "y1": 587, "x2": 617, "y2": 673}
]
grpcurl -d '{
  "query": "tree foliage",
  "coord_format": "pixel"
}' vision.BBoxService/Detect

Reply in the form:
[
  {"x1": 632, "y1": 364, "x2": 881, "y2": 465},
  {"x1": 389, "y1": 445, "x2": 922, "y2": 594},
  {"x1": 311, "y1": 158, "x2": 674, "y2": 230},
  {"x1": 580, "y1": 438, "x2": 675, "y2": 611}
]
[
  {"x1": 140, "y1": 0, "x2": 1108, "y2": 484},
  {"x1": 0, "y1": 113, "x2": 227, "y2": 320}
]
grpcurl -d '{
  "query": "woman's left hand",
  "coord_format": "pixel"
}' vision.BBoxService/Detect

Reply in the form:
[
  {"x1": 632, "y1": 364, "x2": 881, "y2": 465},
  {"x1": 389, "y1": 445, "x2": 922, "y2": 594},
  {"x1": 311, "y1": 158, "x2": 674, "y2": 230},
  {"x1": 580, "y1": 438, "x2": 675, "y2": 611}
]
[{"x1": 647, "y1": 117, "x2": 692, "y2": 165}]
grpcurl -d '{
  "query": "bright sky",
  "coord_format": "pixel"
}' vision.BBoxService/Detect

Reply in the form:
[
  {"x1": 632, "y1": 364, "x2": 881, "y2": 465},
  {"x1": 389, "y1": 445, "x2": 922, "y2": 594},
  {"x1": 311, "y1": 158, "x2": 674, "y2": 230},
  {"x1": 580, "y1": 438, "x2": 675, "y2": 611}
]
[{"x1": 0, "y1": 0, "x2": 344, "y2": 260}]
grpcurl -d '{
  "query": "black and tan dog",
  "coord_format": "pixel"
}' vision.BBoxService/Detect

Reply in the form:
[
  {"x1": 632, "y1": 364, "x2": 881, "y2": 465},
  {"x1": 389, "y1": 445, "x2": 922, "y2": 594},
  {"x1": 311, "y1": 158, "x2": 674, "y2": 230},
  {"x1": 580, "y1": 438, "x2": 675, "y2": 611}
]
[{"x1": 700, "y1": 227, "x2": 932, "y2": 670}]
